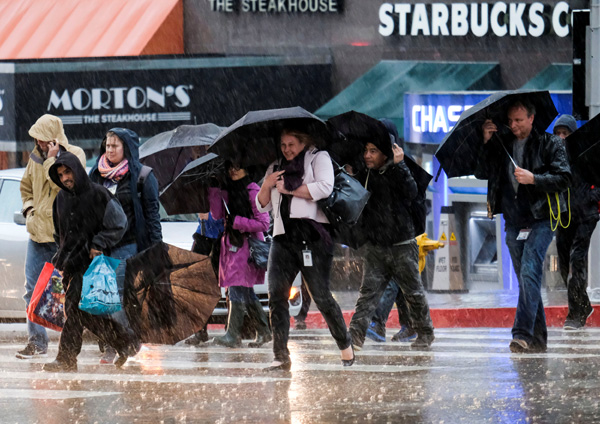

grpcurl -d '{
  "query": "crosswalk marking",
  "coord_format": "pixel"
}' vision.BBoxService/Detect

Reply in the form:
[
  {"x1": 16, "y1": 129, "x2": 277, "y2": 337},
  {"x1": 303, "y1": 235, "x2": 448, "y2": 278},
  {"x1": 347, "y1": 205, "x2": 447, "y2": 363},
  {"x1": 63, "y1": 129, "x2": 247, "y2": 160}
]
[{"x1": 0, "y1": 388, "x2": 121, "y2": 399}]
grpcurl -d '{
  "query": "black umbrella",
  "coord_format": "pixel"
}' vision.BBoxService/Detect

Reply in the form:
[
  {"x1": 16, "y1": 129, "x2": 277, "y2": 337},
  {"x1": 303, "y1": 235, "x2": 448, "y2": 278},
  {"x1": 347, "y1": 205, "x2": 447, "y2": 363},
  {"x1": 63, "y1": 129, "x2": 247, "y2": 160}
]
[
  {"x1": 564, "y1": 113, "x2": 600, "y2": 185},
  {"x1": 435, "y1": 90, "x2": 558, "y2": 178},
  {"x1": 327, "y1": 110, "x2": 432, "y2": 193},
  {"x1": 124, "y1": 242, "x2": 221, "y2": 345},
  {"x1": 208, "y1": 106, "x2": 330, "y2": 168},
  {"x1": 140, "y1": 123, "x2": 223, "y2": 190},
  {"x1": 159, "y1": 153, "x2": 224, "y2": 215}
]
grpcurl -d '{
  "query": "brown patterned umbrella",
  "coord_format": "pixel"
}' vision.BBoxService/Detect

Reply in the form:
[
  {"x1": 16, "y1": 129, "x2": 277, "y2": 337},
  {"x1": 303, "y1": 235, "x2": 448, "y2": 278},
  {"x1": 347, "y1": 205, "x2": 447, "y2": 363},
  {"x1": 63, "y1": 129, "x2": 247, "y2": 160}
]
[{"x1": 124, "y1": 242, "x2": 221, "y2": 344}]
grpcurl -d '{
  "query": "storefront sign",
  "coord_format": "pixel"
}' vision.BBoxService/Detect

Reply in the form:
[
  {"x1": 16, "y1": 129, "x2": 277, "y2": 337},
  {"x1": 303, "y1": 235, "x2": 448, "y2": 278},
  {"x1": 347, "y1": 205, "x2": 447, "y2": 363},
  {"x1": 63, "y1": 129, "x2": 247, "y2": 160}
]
[
  {"x1": 404, "y1": 92, "x2": 573, "y2": 144},
  {"x1": 379, "y1": 2, "x2": 570, "y2": 37},
  {"x1": 1, "y1": 58, "x2": 331, "y2": 151},
  {"x1": 209, "y1": 0, "x2": 341, "y2": 13}
]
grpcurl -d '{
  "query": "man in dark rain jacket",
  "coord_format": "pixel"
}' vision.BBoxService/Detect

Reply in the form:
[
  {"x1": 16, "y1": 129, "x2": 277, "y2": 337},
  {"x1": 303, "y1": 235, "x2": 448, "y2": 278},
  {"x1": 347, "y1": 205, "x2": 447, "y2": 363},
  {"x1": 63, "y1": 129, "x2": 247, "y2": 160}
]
[
  {"x1": 42, "y1": 152, "x2": 131, "y2": 372},
  {"x1": 348, "y1": 131, "x2": 435, "y2": 350},
  {"x1": 475, "y1": 99, "x2": 571, "y2": 353},
  {"x1": 553, "y1": 115, "x2": 599, "y2": 330}
]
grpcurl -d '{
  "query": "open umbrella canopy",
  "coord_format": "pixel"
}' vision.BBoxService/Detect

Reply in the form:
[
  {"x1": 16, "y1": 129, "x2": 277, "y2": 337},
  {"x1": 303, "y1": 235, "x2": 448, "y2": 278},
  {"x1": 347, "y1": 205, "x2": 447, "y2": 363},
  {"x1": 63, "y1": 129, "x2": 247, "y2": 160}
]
[
  {"x1": 327, "y1": 110, "x2": 432, "y2": 193},
  {"x1": 159, "y1": 153, "x2": 224, "y2": 215},
  {"x1": 435, "y1": 90, "x2": 558, "y2": 178},
  {"x1": 140, "y1": 123, "x2": 223, "y2": 190},
  {"x1": 124, "y1": 242, "x2": 221, "y2": 345},
  {"x1": 208, "y1": 106, "x2": 330, "y2": 168},
  {"x1": 565, "y1": 113, "x2": 600, "y2": 186},
  {"x1": 327, "y1": 110, "x2": 390, "y2": 173}
]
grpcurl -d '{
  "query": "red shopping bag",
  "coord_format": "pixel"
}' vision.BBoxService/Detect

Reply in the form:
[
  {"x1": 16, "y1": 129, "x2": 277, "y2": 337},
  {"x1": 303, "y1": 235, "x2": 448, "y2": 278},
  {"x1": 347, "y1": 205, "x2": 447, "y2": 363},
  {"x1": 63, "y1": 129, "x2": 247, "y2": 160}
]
[{"x1": 26, "y1": 262, "x2": 65, "y2": 331}]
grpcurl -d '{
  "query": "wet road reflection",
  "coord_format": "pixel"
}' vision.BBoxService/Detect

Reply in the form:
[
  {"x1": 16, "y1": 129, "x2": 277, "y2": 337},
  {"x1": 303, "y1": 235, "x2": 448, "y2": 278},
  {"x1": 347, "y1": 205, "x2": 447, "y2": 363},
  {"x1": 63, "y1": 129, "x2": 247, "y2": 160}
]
[{"x1": 1, "y1": 328, "x2": 600, "y2": 423}]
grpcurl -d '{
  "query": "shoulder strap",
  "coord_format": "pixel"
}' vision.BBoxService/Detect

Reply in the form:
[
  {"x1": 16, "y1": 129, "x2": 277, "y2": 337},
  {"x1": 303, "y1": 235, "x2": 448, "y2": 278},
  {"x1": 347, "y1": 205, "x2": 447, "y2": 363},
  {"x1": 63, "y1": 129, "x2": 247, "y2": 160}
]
[{"x1": 137, "y1": 165, "x2": 152, "y2": 193}]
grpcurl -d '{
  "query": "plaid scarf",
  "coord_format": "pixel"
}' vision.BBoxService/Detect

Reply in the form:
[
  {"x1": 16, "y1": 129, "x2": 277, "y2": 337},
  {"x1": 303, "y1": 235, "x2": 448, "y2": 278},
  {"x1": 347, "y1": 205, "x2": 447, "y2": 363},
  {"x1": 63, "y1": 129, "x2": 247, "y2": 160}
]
[{"x1": 98, "y1": 154, "x2": 129, "y2": 183}]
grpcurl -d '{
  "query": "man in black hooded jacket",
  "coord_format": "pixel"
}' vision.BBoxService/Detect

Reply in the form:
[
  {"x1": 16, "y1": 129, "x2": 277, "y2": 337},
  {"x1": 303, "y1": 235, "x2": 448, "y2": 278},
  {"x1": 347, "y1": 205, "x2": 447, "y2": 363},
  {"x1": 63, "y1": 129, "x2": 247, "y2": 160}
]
[
  {"x1": 348, "y1": 129, "x2": 435, "y2": 350},
  {"x1": 42, "y1": 152, "x2": 131, "y2": 372}
]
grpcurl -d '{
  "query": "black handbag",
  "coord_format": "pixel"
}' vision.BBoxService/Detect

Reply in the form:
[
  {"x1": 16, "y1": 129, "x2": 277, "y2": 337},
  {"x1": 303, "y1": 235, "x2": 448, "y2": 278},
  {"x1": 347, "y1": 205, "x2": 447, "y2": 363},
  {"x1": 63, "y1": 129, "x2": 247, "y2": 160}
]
[
  {"x1": 248, "y1": 236, "x2": 271, "y2": 269},
  {"x1": 318, "y1": 163, "x2": 371, "y2": 226}
]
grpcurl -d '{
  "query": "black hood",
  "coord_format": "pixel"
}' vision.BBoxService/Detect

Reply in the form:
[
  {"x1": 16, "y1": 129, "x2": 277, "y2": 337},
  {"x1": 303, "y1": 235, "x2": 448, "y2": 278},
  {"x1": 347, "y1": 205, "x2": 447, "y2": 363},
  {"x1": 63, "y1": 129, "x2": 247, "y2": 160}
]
[{"x1": 49, "y1": 151, "x2": 90, "y2": 194}]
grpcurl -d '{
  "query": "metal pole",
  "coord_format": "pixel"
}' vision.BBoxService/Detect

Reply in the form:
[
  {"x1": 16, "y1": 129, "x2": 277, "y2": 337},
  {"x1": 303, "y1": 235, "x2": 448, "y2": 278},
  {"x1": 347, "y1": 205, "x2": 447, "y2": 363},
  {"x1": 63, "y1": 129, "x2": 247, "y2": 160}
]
[{"x1": 590, "y1": 0, "x2": 600, "y2": 118}]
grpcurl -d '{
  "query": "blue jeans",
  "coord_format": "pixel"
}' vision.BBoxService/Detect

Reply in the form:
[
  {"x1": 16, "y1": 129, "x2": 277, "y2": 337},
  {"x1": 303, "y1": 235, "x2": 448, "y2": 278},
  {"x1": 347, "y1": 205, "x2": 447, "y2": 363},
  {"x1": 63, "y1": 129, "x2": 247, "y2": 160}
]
[
  {"x1": 505, "y1": 221, "x2": 554, "y2": 348},
  {"x1": 24, "y1": 240, "x2": 56, "y2": 349}
]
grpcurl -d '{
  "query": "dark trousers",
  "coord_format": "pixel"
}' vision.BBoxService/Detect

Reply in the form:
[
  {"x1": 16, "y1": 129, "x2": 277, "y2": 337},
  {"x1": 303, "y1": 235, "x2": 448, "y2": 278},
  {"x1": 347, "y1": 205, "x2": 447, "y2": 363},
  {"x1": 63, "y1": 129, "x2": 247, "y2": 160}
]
[
  {"x1": 556, "y1": 217, "x2": 598, "y2": 321},
  {"x1": 371, "y1": 281, "x2": 410, "y2": 330},
  {"x1": 267, "y1": 237, "x2": 351, "y2": 362},
  {"x1": 57, "y1": 273, "x2": 139, "y2": 364},
  {"x1": 294, "y1": 278, "x2": 311, "y2": 322},
  {"x1": 505, "y1": 221, "x2": 554, "y2": 348},
  {"x1": 350, "y1": 240, "x2": 433, "y2": 345}
]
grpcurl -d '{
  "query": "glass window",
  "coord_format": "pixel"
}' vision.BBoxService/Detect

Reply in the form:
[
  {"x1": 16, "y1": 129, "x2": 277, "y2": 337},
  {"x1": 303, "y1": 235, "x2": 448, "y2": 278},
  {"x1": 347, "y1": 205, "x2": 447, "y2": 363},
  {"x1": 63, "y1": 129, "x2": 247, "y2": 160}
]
[{"x1": 0, "y1": 179, "x2": 23, "y2": 223}]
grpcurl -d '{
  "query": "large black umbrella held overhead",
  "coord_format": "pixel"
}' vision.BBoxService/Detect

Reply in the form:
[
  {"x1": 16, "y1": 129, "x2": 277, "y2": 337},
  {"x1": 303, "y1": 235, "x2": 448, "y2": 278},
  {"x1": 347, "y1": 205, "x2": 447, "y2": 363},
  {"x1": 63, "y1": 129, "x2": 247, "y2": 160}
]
[
  {"x1": 208, "y1": 106, "x2": 330, "y2": 169},
  {"x1": 435, "y1": 90, "x2": 558, "y2": 179},
  {"x1": 564, "y1": 113, "x2": 600, "y2": 186},
  {"x1": 140, "y1": 123, "x2": 223, "y2": 190},
  {"x1": 159, "y1": 153, "x2": 224, "y2": 215}
]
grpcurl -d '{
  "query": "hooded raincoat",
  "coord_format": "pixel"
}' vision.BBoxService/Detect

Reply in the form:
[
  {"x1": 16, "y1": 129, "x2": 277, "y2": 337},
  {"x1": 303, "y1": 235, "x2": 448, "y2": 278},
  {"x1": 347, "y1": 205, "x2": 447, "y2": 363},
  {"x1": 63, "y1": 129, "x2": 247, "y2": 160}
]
[
  {"x1": 20, "y1": 114, "x2": 86, "y2": 243},
  {"x1": 49, "y1": 152, "x2": 127, "y2": 277},
  {"x1": 89, "y1": 128, "x2": 162, "y2": 252}
]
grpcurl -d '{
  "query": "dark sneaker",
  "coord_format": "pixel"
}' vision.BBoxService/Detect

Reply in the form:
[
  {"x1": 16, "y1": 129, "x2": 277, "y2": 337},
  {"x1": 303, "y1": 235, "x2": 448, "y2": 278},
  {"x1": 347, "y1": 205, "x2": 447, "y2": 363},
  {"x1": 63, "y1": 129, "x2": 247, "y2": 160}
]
[
  {"x1": 185, "y1": 329, "x2": 209, "y2": 345},
  {"x1": 294, "y1": 320, "x2": 307, "y2": 330},
  {"x1": 365, "y1": 322, "x2": 386, "y2": 343},
  {"x1": 349, "y1": 328, "x2": 363, "y2": 351},
  {"x1": 564, "y1": 319, "x2": 583, "y2": 331},
  {"x1": 391, "y1": 325, "x2": 417, "y2": 342},
  {"x1": 16, "y1": 343, "x2": 47, "y2": 359},
  {"x1": 43, "y1": 359, "x2": 77, "y2": 372},
  {"x1": 114, "y1": 355, "x2": 128, "y2": 368},
  {"x1": 582, "y1": 305, "x2": 594, "y2": 327},
  {"x1": 411, "y1": 333, "x2": 434, "y2": 349},
  {"x1": 509, "y1": 338, "x2": 529, "y2": 353}
]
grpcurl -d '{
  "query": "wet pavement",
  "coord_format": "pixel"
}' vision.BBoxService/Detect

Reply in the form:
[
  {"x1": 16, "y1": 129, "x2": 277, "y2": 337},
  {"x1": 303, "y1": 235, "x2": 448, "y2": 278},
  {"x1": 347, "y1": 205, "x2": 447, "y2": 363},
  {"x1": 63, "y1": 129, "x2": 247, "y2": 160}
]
[{"x1": 2, "y1": 327, "x2": 600, "y2": 423}]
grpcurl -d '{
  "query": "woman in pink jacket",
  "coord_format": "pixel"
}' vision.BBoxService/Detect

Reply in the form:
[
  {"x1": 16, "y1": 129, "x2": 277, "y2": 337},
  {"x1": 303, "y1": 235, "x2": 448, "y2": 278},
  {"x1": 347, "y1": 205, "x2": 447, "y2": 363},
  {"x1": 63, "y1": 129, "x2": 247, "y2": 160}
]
[
  {"x1": 209, "y1": 162, "x2": 271, "y2": 348},
  {"x1": 257, "y1": 128, "x2": 354, "y2": 371}
]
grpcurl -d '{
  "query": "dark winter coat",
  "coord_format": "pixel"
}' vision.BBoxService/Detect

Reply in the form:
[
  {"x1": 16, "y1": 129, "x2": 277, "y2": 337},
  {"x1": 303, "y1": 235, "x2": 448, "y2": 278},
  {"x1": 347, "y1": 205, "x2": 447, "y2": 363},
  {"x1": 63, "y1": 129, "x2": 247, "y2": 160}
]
[
  {"x1": 49, "y1": 152, "x2": 127, "y2": 277},
  {"x1": 567, "y1": 168, "x2": 600, "y2": 222},
  {"x1": 89, "y1": 128, "x2": 162, "y2": 251},
  {"x1": 474, "y1": 128, "x2": 571, "y2": 223},
  {"x1": 357, "y1": 159, "x2": 418, "y2": 246}
]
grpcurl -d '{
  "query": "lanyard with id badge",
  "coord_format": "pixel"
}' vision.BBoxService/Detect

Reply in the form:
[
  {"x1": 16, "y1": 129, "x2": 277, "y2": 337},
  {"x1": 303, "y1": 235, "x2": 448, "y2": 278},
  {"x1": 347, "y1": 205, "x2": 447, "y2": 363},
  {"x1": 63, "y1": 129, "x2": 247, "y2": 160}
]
[
  {"x1": 516, "y1": 228, "x2": 531, "y2": 241},
  {"x1": 302, "y1": 241, "x2": 313, "y2": 267}
]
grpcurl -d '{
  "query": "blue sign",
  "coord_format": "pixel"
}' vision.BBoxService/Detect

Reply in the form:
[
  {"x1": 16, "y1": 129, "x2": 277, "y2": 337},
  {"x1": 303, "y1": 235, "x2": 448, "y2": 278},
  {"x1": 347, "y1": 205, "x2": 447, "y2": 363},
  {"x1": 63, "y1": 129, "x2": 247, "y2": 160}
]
[{"x1": 404, "y1": 92, "x2": 573, "y2": 144}]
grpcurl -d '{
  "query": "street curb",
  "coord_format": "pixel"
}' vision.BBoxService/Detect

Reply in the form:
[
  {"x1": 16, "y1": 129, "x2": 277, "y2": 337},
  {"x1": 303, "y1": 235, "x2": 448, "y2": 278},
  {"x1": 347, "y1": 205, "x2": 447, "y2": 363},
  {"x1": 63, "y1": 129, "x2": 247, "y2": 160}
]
[{"x1": 293, "y1": 305, "x2": 594, "y2": 329}]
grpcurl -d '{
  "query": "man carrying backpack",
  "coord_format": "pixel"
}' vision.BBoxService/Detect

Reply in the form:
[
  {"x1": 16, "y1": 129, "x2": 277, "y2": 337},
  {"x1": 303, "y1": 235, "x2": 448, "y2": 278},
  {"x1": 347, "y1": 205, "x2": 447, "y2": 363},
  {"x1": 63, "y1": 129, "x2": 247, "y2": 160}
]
[{"x1": 348, "y1": 125, "x2": 435, "y2": 350}]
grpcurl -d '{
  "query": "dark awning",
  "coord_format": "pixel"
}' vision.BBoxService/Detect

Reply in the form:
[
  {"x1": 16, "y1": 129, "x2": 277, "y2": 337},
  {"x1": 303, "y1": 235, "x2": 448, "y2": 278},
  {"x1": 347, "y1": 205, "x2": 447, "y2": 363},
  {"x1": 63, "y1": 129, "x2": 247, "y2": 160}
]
[
  {"x1": 520, "y1": 63, "x2": 572, "y2": 91},
  {"x1": 315, "y1": 61, "x2": 501, "y2": 138}
]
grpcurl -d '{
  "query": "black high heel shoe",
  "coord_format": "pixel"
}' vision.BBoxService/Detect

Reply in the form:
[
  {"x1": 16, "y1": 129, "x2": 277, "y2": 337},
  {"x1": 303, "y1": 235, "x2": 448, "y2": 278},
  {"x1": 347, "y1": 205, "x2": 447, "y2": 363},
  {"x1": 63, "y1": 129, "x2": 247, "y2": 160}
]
[
  {"x1": 264, "y1": 360, "x2": 292, "y2": 372},
  {"x1": 341, "y1": 345, "x2": 355, "y2": 367}
]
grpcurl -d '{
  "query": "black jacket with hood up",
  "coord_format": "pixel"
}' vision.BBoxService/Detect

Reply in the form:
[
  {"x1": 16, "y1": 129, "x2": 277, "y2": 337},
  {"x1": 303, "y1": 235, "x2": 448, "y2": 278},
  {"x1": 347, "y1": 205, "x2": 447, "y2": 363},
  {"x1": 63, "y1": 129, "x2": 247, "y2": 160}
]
[
  {"x1": 49, "y1": 152, "x2": 127, "y2": 277},
  {"x1": 89, "y1": 128, "x2": 162, "y2": 252},
  {"x1": 356, "y1": 130, "x2": 418, "y2": 246}
]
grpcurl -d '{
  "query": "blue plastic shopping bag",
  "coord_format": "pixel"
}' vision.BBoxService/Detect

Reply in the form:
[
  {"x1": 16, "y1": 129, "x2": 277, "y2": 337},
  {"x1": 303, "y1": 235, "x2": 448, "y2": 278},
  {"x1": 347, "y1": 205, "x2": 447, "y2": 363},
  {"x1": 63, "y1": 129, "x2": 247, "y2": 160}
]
[{"x1": 79, "y1": 254, "x2": 121, "y2": 315}]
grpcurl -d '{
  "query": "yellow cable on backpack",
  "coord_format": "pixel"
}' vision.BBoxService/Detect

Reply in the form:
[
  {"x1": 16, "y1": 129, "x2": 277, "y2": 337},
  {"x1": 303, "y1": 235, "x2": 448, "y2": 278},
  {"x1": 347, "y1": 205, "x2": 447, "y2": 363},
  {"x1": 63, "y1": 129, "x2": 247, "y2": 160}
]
[{"x1": 547, "y1": 188, "x2": 571, "y2": 231}]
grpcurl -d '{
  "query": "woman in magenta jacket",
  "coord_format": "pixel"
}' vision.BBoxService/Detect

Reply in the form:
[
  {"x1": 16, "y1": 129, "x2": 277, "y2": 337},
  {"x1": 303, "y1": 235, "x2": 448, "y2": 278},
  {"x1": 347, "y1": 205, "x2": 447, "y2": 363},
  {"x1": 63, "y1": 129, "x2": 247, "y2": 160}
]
[{"x1": 209, "y1": 162, "x2": 271, "y2": 348}]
